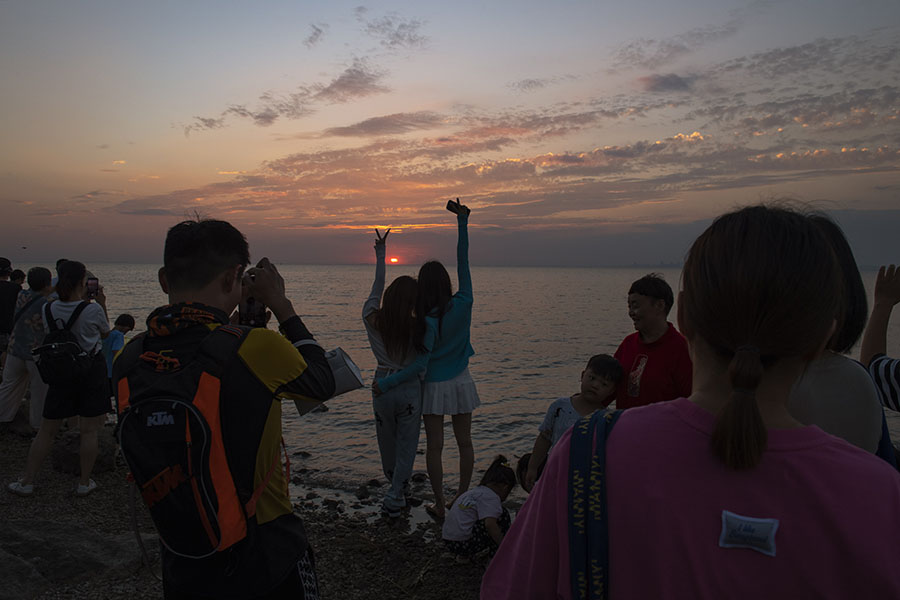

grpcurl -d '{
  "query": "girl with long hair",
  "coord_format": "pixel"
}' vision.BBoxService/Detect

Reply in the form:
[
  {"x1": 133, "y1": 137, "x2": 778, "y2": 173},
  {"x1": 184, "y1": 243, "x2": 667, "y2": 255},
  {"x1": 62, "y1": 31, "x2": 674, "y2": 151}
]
[
  {"x1": 483, "y1": 205, "x2": 900, "y2": 599},
  {"x1": 363, "y1": 228, "x2": 422, "y2": 517},
  {"x1": 375, "y1": 199, "x2": 479, "y2": 519}
]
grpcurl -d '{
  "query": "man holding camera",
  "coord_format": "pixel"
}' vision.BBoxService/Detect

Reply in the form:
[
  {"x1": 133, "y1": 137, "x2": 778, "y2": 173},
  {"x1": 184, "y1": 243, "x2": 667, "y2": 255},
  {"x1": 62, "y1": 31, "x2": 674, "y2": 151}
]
[{"x1": 114, "y1": 219, "x2": 334, "y2": 599}]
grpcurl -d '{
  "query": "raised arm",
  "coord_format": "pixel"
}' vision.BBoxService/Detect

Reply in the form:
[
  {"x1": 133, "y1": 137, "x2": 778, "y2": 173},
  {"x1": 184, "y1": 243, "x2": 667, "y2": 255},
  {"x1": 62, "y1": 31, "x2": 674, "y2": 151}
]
[
  {"x1": 861, "y1": 265, "x2": 900, "y2": 367},
  {"x1": 451, "y1": 200, "x2": 472, "y2": 301},
  {"x1": 363, "y1": 228, "x2": 390, "y2": 319}
]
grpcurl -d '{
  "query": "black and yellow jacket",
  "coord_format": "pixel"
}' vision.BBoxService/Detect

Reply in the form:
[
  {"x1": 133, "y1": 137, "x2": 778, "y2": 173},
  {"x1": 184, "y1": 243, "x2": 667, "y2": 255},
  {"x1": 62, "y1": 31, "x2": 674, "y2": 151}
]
[{"x1": 114, "y1": 302, "x2": 335, "y2": 598}]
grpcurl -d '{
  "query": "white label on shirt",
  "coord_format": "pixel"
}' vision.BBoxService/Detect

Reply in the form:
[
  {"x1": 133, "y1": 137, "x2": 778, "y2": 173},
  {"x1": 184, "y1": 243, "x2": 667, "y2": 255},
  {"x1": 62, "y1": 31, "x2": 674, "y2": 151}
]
[{"x1": 718, "y1": 510, "x2": 779, "y2": 557}]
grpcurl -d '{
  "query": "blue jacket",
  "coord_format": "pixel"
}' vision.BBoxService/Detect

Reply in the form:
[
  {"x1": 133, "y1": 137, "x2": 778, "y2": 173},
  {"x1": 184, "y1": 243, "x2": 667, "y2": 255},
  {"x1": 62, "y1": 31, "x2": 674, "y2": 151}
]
[{"x1": 377, "y1": 213, "x2": 474, "y2": 392}]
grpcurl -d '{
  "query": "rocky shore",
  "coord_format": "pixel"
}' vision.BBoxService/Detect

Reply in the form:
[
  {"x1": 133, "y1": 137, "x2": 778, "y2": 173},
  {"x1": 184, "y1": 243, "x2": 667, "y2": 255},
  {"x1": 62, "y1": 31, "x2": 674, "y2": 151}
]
[{"x1": 0, "y1": 417, "x2": 488, "y2": 600}]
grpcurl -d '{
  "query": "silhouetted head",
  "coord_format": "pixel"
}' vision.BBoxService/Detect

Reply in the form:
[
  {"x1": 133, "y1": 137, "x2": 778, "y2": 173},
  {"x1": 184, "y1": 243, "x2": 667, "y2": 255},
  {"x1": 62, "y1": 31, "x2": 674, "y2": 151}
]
[
  {"x1": 26, "y1": 267, "x2": 52, "y2": 292},
  {"x1": 417, "y1": 261, "x2": 452, "y2": 317},
  {"x1": 376, "y1": 275, "x2": 418, "y2": 362},
  {"x1": 56, "y1": 260, "x2": 87, "y2": 301},
  {"x1": 810, "y1": 215, "x2": 866, "y2": 354},
  {"x1": 163, "y1": 219, "x2": 249, "y2": 293},
  {"x1": 679, "y1": 205, "x2": 840, "y2": 470},
  {"x1": 480, "y1": 455, "x2": 517, "y2": 500}
]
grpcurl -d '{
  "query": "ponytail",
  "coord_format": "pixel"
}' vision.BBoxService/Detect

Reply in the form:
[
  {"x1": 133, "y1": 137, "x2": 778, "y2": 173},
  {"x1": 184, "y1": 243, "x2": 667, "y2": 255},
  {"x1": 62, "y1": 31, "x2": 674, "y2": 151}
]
[
  {"x1": 710, "y1": 345, "x2": 767, "y2": 470},
  {"x1": 480, "y1": 454, "x2": 517, "y2": 489}
]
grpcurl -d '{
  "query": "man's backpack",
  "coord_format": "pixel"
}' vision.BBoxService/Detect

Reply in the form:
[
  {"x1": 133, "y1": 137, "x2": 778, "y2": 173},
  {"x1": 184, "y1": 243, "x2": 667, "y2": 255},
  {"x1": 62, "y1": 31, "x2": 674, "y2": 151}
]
[
  {"x1": 32, "y1": 301, "x2": 93, "y2": 385},
  {"x1": 115, "y1": 324, "x2": 286, "y2": 559}
]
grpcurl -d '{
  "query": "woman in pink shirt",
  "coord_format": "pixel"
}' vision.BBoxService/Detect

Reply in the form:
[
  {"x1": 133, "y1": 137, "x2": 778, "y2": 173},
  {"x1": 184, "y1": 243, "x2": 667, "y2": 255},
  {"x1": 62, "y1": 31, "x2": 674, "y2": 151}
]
[{"x1": 483, "y1": 206, "x2": 900, "y2": 599}]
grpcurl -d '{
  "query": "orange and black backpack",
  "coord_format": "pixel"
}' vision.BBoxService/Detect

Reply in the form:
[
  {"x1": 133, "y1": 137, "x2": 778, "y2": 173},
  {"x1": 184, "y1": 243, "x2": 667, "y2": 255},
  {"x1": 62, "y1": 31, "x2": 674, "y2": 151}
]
[{"x1": 115, "y1": 324, "x2": 284, "y2": 559}]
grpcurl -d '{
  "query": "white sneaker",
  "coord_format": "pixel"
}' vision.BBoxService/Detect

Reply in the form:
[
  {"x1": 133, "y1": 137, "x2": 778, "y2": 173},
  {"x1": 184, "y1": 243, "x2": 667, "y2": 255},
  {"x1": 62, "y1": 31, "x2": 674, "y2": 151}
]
[
  {"x1": 75, "y1": 479, "x2": 97, "y2": 497},
  {"x1": 8, "y1": 480, "x2": 34, "y2": 497}
]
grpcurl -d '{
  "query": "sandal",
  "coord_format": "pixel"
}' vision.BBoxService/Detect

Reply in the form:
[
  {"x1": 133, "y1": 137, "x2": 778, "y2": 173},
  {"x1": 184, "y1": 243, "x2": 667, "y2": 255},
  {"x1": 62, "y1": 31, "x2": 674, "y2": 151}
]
[{"x1": 425, "y1": 503, "x2": 445, "y2": 521}]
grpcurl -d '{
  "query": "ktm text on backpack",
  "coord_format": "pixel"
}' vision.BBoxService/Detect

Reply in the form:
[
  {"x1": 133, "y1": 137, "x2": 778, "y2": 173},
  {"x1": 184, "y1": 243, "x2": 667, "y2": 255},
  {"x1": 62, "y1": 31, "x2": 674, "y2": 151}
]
[
  {"x1": 32, "y1": 301, "x2": 93, "y2": 385},
  {"x1": 115, "y1": 324, "x2": 287, "y2": 559}
]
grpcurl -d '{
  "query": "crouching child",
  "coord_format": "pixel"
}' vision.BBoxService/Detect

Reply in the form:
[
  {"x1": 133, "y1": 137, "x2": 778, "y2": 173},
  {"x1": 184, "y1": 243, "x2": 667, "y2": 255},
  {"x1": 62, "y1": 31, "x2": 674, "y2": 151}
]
[{"x1": 442, "y1": 455, "x2": 516, "y2": 562}]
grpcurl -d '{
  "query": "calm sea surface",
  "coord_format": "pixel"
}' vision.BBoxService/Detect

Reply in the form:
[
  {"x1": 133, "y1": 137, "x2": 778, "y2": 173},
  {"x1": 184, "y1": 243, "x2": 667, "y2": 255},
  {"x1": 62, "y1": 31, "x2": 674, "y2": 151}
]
[{"x1": 68, "y1": 263, "x2": 900, "y2": 493}]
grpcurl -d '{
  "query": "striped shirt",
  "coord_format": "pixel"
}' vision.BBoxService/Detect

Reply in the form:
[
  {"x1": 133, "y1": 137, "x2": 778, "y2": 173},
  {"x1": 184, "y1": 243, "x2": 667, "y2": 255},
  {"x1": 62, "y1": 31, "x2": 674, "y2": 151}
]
[{"x1": 869, "y1": 354, "x2": 900, "y2": 411}]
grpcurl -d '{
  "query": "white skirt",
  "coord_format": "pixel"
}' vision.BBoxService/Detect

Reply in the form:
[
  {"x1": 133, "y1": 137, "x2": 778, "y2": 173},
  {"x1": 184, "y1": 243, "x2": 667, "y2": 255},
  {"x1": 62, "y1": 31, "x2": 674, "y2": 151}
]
[{"x1": 422, "y1": 368, "x2": 480, "y2": 415}]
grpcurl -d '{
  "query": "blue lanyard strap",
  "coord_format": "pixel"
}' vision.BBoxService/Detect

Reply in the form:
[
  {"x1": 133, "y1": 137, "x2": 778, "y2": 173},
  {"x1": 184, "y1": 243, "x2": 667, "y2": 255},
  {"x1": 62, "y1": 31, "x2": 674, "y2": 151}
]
[{"x1": 568, "y1": 409, "x2": 622, "y2": 600}]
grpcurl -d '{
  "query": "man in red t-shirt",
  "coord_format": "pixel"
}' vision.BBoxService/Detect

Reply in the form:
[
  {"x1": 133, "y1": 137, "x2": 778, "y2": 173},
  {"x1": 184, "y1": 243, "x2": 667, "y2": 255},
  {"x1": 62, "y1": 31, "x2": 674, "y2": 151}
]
[{"x1": 612, "y1": 273, "x2": 692, "y2": 409}]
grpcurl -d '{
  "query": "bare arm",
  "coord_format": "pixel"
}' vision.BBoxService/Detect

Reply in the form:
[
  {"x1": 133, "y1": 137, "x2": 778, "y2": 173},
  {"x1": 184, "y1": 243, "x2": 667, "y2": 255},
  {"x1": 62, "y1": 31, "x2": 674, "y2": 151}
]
[
  {"x1": 364, "y1": 229, "x2": 389, "y2": 319},
  {"x1": 484, "y1": 516, "x2": 504, "y2": 546},
  {"x1": 525, "y1": 433, "x2": 551, "y2": 492},
  {"x1": 861, "y1": 265, "x2": 900, "y2": 367}
]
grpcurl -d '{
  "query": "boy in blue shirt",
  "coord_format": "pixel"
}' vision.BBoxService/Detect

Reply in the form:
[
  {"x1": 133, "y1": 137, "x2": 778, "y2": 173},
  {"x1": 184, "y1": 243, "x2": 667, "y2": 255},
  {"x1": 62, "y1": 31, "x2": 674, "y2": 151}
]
[{"x1": 102, "y1": 313, "x2": 134, "y2": 409}]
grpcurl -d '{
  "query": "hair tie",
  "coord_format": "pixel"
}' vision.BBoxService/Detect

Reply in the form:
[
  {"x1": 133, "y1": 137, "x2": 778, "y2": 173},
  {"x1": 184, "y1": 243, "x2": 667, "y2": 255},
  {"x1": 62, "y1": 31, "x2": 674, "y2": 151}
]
[
  {"x1": 501, "y1": 461, "x2": 510, "y2": 469},
  {"x1": 735, "y1": 345, "x2": 760, "y2": 355}
]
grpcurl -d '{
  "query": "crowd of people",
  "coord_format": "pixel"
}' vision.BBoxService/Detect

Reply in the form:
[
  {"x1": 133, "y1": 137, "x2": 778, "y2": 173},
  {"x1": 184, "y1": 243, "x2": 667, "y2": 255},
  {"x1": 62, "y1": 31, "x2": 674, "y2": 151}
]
[{"x1": 2, "y1": 200, "x2": 900, "y2": 598}]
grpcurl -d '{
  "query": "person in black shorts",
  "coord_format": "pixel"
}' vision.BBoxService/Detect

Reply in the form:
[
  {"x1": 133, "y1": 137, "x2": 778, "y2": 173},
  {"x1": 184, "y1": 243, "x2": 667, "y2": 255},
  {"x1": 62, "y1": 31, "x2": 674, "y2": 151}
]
[{"x1": 8, "y1": 260, "x2": 110, "y2": 497}]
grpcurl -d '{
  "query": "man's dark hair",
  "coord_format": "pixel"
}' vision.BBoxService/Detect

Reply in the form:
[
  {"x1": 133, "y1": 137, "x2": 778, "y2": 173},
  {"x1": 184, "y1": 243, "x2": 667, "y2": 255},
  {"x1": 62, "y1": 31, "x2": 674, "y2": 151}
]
[
  {"x1": 585, "y1": 354, "x2": 624, "y2": 384},
  {"x1": 26, "y1": 267, "x2": 52, "y2": 291},
  {"x1": 163, "y1": 219, "x2": 250, "y2": 291},
  {"x1": 10, "y1": 269, "x2": 25, "y2": 284},
  {"x1": 629, "y1": 273, "x2": 674, "y2": 314},
  {"x1": 115, "y1": 313, "x2": 136, "y2": 329}
]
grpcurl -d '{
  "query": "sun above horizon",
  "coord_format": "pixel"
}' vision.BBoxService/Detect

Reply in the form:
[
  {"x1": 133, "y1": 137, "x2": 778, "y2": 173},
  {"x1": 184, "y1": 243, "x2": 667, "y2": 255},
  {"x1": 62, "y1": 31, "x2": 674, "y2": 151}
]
[{"x1": 390, "y1": 257, "x2": 399, "y2": 263}]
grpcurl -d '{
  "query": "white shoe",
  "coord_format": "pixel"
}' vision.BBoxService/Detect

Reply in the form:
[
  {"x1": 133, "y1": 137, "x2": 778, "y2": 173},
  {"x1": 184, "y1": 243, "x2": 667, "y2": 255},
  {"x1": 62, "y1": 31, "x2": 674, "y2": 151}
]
[
  {"x1": 8, "y1": 480, "x2": 34, "y2": 497},
  {"x1": 75, "y1": 479, "x2": 97, "y2": 497}
]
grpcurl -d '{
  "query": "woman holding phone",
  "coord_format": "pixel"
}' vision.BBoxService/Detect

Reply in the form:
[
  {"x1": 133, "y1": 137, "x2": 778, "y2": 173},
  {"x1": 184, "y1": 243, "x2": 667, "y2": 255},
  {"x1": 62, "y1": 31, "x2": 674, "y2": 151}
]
[
  {"x1": 375, "y1": 199, "x2": 479, "y2": 519},
  {"x1": 8, "y1": 260, "x2": 110, "y2": 497}
]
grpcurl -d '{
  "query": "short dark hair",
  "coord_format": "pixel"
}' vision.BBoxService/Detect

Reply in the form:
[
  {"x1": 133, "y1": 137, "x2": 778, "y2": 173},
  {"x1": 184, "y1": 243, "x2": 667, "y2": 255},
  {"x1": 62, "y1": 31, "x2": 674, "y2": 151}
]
[
  {"x1": 10, "y1": 269, "x2": 25, "y2": 283},
  {"x1": 27, "y1": 267, "x2": 52, "y2": 291},
  {"x1": 480, "y1": 455, "x2": 517, "y2": 489},
  {"x1": 629, "y1": 273, "x2": 674, "y2": 314},
  {"x1": 114, "y1": 313, "x2": 136, "y2": 328},
  {"x1": 163, "y1": 219, "x2": 250, "y2": 291},
  {"x1": 56, "y1": 260, "x2": 87, "y2": 301},
  {"x1": 586, "y1": 354, "x2": 623, "y2": 383}
]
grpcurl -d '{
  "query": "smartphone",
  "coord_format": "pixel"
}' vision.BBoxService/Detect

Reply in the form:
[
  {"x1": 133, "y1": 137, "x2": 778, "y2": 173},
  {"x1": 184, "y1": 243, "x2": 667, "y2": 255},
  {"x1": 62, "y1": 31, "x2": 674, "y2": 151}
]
[
  {"x1": 446, "y1": 199, "x2": 460, "y2": 214},
  {"x1": 86, "y1": 277, "x2": 99, "y2": 299},
  {"x1": 239, "y1": 296, "x2": 268, "y2": 327}
]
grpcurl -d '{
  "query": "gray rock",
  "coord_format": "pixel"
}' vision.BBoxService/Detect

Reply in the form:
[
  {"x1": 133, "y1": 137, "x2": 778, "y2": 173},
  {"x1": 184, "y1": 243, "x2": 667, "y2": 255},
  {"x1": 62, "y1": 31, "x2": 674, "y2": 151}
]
[
  {"x1": 367, "y1": 478, "x2": 381, "y2": 487},
  {"x1": 354, "y1": 485, "x2": 370, "y2": 500},
  {"x1": 51, "y1": 425, "x2": 118, "y2": 475},
  {"x1": 0, "y1": 520, "x2": 157, "y2": 600},
  {"x1": 410, "y1": 472, "x2": 427, "y2": 483}
]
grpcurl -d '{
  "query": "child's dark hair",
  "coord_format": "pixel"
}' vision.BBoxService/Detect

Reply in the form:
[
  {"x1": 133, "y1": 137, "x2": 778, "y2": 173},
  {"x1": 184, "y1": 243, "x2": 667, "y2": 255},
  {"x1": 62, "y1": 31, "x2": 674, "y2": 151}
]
[
  {"x1": 115, "y1": 314, "x2": 136, "y2": 329},
  {"x1": 629, "y1": 273, "x2": 674, "y2": 315},
  {"x1": 480, "y1": 455, "x2": 517, "y2": 489},
  {"x1": 585, "y1": 354, "x2": 623, "y2": 384}
]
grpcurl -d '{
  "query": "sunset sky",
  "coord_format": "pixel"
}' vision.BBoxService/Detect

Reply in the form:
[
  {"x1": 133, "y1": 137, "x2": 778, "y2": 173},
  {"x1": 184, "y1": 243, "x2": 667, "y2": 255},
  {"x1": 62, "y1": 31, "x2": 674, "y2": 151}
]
[{"x1": 2, "y1": 0, "x2": 899, "y2": 267}]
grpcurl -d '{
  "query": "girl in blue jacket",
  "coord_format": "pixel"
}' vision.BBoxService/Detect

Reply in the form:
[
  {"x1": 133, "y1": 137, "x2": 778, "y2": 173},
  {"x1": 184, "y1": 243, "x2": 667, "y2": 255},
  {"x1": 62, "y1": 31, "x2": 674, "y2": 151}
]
[{"x1": 375, "y1": 199, "x2": 479, "y2": 519}]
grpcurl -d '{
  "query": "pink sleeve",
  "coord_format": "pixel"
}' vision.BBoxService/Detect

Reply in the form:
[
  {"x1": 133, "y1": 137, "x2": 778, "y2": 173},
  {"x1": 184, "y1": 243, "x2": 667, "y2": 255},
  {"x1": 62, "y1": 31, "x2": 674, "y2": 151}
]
[{"x1": 481, "y1": 431, "x2": 573, "y2": 600}]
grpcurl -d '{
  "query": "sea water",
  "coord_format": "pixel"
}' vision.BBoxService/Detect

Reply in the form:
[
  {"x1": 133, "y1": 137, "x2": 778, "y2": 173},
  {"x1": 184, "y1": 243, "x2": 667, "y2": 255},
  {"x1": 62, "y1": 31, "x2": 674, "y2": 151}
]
[{"x1": 71, "y1": 263, "x2": 900, "y2": 492}]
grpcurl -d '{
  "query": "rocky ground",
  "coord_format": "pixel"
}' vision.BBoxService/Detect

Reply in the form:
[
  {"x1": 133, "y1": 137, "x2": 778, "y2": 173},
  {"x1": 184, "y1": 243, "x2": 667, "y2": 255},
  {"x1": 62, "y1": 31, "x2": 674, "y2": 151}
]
[{"x1": 0, "y1": 414, "x2": 493, "y2": 600}]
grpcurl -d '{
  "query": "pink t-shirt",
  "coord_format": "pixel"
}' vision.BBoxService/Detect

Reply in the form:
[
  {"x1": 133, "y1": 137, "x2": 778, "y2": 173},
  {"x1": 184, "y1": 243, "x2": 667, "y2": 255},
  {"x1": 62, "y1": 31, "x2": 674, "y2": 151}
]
[{"x1": 482, "y1": 398, "x2": 900, "y2": 599}]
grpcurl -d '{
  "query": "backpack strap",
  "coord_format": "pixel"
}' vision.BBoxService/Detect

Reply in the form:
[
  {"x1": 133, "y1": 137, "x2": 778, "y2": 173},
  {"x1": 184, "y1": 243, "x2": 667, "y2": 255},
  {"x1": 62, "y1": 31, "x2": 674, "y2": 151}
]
[
  {"x1": 195, "y1": 324, "x2": 251, "y2": 376},
  {"x1": 44, "y1": 300, "x2": 91, "y2": 332},
  {"x1": 44, "y1": 302, "x2": 59, "y2": 332},
  {"x1": 64, "y1": 301, "x2": 91, "y2": 330},
  {"x1": 568, "y1": 409, "x2": 622, "y2": 600}
]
